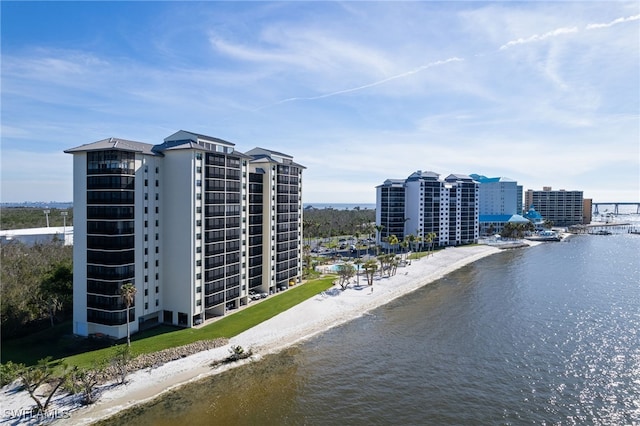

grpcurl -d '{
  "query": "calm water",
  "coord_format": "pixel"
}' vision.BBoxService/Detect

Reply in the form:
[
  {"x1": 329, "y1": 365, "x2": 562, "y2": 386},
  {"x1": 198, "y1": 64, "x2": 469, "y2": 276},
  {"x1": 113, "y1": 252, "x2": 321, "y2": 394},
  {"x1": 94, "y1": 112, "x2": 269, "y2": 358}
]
[{"x1": 103, "y1": 234, "x2": 640, "y2": 425}]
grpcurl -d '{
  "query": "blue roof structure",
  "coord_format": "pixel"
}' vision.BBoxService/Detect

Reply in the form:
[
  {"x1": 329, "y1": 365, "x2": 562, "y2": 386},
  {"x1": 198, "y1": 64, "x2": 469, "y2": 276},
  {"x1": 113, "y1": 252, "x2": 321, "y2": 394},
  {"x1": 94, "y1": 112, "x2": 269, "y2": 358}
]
[
  {"x1": 470, "y1": 174, "x2": 516, "y2": 183},
  {"x1": 480, "y1": 214, "x2": 530, "y2": 223},
  {"x1": 524, "y1": 206, "x2": 544, "y2": 221}
]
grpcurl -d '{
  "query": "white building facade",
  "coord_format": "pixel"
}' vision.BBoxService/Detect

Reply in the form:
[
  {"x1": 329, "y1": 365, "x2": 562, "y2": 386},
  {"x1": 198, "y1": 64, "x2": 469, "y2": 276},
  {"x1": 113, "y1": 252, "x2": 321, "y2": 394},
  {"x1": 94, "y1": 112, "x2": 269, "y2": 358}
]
[
  {"x1": 376, "y1": 170, "x2": 479, "y2": 249},
  {"x1": 65, "y1": 131, "x2": 304, "y2": 339}
]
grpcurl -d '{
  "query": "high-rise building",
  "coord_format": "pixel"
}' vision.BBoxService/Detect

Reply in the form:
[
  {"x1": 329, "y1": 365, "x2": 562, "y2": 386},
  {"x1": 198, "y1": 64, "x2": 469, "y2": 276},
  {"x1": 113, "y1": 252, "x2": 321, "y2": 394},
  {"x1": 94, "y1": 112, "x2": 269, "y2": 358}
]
[
  {"x1": 470, "y1": 174, "x2": 526, "y2": 235},
  {"x1": 65, "y1": 131, "x2": 304, "y2": 339},
  {"x1": 524, "y1": 187, "x2": 584, "y2": 226},
  {"x1": 376, "y1": 179, "x2": 406, "y2": 243},
  {"x1": 376, "y1": 170, "x2": 479, "y2": 249}
]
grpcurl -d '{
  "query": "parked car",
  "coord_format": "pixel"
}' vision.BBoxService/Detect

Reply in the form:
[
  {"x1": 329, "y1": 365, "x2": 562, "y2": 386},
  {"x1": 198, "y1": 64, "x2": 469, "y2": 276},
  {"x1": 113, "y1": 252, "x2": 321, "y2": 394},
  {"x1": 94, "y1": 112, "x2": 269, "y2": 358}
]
[{"x1": 249, "y1": 290, "x2": 268, "y2": 300}]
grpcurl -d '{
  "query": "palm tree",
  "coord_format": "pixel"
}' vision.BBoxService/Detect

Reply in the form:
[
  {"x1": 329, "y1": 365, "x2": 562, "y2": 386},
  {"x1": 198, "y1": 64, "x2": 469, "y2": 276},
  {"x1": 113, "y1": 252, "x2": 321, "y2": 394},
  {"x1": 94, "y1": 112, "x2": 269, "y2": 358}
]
[
  {"x1": 388, "y1": 234, "x2": 399, "y2": 255},
  {"x1": 374, "y1": 225, "x2": 384, "y2": 255},
  {"x1": 363, "y1": 222, "x2": 376, "y2": 256},
  {"x1": 120, "y1": 283, "x2": 137, "y2": 347},
  {"x1": 353, "y1": 257, "x2": 363, "y2": 286},
  {"x1": 424, "y1": 232, "x2": 437, "y2": 256},
  {"x1": 429, "y1": 232, "x2": 437, "y2": 255},
  {"x1": 363, "y1": 259, "x2": 378, "y2": 287},
  {"x1": 400, "y1": 239, "x2": 409, "y2": 264}
]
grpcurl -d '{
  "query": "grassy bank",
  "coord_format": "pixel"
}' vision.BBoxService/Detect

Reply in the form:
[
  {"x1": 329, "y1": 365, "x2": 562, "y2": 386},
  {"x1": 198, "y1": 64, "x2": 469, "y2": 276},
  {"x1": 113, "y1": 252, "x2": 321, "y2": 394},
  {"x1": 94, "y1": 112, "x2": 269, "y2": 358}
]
[{"x1": 24, "y1": 276, "x2": 336, "y2": 369}]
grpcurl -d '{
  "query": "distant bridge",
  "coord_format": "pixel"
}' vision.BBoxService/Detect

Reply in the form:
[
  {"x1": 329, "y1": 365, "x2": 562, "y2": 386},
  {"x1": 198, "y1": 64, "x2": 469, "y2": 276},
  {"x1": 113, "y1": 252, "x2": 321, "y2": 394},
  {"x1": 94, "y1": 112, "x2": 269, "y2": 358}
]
[{"x1": 592, "y1": 202, "x2": 640, "y2": 215}]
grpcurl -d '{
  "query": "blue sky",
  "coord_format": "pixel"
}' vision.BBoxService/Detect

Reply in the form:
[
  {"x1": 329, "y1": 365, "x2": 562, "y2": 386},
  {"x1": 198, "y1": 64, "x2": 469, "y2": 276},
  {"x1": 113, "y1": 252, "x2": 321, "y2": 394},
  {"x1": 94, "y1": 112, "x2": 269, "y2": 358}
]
[{"x1": 1, "y1": 1, "x2": 638, "y2": 204}]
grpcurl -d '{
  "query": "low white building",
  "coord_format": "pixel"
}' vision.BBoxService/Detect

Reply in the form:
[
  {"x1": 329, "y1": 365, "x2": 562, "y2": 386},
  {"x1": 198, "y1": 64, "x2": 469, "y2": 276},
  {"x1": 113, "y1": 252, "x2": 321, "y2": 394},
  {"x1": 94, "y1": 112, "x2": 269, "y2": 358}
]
[{"x1": 0, "y1": 226, "x2": 73, "y2": 246}]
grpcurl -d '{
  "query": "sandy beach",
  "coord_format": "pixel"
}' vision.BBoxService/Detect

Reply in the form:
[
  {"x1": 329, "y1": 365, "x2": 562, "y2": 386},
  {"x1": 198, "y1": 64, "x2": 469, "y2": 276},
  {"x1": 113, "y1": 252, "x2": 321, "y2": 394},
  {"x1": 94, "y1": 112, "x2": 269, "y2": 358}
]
[{"x1": 1, "y1": 244, "x2": 511, "y2": 425}]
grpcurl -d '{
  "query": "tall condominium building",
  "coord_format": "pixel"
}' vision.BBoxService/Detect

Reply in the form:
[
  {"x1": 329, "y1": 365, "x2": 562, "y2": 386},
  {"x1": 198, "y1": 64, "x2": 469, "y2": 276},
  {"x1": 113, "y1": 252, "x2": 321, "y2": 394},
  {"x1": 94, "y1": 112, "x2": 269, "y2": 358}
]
[
  {"x1": 470, "y1": 174, "x2": 526, "y2": 235},
  {"x1": 376, "y1": 179, "x2": 406, "y2": 243},
  {"x1": 471, "y1": 175, "x2": 519, "y2": 216},
  {"x1": 376, "y1": 170, "x2": 479, "y2": 249},
  {"x1": 65, "y1": 131, "x2": 304, "y2": 339},
  {"x1": 524, "y1": 187, "x2": 584, "y2": 226}
]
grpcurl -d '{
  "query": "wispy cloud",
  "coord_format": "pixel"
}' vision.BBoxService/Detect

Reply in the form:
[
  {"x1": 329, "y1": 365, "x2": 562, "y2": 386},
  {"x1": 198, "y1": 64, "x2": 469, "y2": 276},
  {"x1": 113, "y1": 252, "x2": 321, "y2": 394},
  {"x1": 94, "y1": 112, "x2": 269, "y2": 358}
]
[
  {"x1": 586, "y1": 14, "x2": 640, "y2": 30},
  {"x1": 499, "y1": 27, "x2": 578, "y2": 50},
  {"x1": 255, "y1": 57, "x2": 464, "y2": 110}
]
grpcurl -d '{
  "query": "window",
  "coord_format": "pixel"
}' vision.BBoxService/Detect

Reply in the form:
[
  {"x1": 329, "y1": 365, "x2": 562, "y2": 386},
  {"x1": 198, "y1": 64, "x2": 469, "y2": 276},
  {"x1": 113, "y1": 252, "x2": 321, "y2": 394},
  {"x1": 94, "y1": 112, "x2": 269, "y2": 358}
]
[
  {"x1": 156, "y1": 299, "x2": 159, "y2": 306},
  {"x1": 155, "y1": 247, "x2": 159, "y2": 253},
  {"x1": 144, "y1": 289, "x2": 149, "y2": 296},
  {"x1": 155, "y1": 286, "x2": 159, "y2": 293},
  {"x1": 144, "y1": 179, "x2": 148, "y2": 186}
]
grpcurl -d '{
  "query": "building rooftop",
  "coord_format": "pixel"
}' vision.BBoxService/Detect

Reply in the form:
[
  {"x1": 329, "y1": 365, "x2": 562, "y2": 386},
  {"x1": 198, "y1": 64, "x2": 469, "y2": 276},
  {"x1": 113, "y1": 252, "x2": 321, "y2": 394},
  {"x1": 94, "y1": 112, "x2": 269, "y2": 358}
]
[
  {"x1": 65, "y1": 138, "x2": 157, "y2": 155},
  {"x1": 470, "y1": 174, "x2": 516, "y2": 183},
  {"x1": 406, "y1": 170, "x2": 440, "y2": 181},
  {"x1": 445, "y1": 173, "x2": 475, "y2": 182},
  {"x1": 479, "y1": 214, "x2": 529, "y2": 223}
]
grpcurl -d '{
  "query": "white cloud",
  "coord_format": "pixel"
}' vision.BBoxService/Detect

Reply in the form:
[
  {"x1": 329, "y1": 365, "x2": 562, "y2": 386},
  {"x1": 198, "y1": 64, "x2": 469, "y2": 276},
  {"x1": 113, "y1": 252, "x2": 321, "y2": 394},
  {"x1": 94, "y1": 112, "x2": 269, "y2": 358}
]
[
  {"x1": 586, "y1": 14, "x2": 640, "y2": 30},
  {"x1": 256, "y1": 57, "x2": 465, "y2": 110},
  {"x1": 499, "y1": 26, "x2": 578, "y2": 50}
]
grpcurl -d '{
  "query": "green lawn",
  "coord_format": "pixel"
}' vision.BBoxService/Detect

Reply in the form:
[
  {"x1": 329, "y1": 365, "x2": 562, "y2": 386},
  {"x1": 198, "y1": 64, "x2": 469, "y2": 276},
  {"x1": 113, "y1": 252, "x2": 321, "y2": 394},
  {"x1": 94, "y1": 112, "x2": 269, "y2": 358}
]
[{"x1": 11, "y1": 276, "x2": 336, "y2": 369}]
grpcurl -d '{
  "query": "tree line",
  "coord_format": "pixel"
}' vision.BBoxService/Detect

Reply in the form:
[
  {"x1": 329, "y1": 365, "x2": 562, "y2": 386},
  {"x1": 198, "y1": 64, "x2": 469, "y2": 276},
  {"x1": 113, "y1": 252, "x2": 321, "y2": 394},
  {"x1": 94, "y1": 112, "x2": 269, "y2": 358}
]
[
  {"x1": 1, "y1": 207, "x2": 73, "y2": 230},
  {"x1": 303, "y1": 207, "x2": 375, "y2": 239},
  {"x1": 1, "y1": 241, "x2": 73, "y2": 339}
]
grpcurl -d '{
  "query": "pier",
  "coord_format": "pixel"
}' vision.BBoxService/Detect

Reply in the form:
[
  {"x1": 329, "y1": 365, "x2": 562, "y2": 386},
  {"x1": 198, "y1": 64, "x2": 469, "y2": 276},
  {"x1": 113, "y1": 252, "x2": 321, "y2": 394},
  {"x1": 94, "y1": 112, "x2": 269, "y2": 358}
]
[
  {"x1": 592, "y1": 202, "x2": 640, "y2": 215},
  {"x1": 574, "y1": 222, "x2": 639, "y2": 235}
]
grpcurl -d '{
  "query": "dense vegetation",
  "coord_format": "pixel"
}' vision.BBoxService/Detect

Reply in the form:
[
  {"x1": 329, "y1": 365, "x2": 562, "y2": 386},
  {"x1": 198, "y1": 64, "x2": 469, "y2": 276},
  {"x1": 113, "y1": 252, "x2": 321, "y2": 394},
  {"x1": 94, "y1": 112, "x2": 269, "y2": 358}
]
[
  {"x1": 2, "y1": 275, "x2": 336, "y2": 368},
  {"x1": 303, "y1": 206, "x2": 375, "y2": 239},
  {"x1": 1, "y1": 207, "x2": 73, "y2": 230},
  {"x1": 0, "y1": 241, "x2": 73, "y2": 339}
]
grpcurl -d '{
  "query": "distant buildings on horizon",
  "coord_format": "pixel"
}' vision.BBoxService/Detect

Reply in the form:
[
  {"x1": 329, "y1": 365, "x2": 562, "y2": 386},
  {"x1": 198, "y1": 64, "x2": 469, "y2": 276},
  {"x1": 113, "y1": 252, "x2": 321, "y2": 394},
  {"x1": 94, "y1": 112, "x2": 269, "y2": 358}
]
[
  {"x1": 376, "y1": 171, "x2": 480, "y2": 248},
  {"x1": 376, "y1": 171, "x2": 589, "y2": 245}
]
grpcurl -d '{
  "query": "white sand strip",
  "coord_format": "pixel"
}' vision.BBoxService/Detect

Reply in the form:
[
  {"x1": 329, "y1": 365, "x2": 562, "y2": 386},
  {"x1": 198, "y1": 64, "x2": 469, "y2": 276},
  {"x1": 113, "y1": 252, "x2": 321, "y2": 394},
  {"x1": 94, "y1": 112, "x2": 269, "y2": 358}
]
[{"x1": 1, "y1": 244, "x2": 503, "y2": 425}]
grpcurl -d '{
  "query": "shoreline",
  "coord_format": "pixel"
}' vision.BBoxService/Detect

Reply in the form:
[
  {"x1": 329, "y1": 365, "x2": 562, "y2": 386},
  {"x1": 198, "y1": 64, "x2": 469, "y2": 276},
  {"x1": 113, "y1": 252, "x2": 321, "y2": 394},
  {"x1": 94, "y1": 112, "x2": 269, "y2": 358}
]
[{"x1": 1, "y1": 243, "x2": 523, "y2": 425}]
